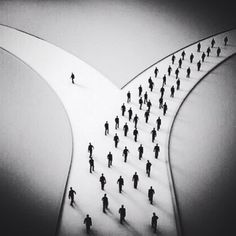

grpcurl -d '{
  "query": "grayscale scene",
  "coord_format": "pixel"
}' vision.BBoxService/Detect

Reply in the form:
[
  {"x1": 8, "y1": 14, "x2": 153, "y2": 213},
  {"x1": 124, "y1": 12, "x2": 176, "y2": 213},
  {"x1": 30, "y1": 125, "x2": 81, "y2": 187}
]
[{"x1": 0, "y1": 0, "x2": 235, "y2": 235}]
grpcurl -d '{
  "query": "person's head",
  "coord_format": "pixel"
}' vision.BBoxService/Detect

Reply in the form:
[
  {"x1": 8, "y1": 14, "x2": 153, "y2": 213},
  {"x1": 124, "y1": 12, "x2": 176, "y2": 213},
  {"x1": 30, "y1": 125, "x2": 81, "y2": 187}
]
[
  {"x1": 121, "y1": 205, "x2": 124, "y2": 208},
  {"x1": 104, "y1": 194, "x2": 106, "y2": 197},
  {"x1": 87, "y1": 214, "x2": 89, "y2": 217},
  {"x1": 153, "y1": 212, "x2": 156, "y2": 216},
  {"x1": 135, "y1": 172, "x2": 137, "y2": 174},
  {"x1": 70, "y1": 187, "x2": 72, "y2": 190},
  {"x1": 102, "y1": 173, "x2": 104, "y2": 176}
]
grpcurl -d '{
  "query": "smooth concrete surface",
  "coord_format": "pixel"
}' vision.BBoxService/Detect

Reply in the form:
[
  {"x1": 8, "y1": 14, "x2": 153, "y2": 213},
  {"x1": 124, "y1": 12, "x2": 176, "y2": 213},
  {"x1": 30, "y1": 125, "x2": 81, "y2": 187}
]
[
  {"x1": 0, "y1": 49, "x2": 73, "y2": 235},
  {"x1": 170, "y1": 55, "x2": 236, "y2": 236}
]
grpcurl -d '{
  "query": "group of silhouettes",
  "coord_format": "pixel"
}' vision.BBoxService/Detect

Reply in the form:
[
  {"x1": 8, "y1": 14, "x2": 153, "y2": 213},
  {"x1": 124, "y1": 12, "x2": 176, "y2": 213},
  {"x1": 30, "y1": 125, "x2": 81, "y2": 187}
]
[{"x1": 68, "y1": 36, "x2": 228, "y2": 234}]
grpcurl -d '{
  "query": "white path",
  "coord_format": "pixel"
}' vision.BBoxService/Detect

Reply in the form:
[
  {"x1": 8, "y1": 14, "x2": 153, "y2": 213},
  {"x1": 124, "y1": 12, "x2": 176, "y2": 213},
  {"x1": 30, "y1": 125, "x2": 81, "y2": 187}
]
[{"x1": 0, "y1": 25, "x2": 235, "y2": 236}]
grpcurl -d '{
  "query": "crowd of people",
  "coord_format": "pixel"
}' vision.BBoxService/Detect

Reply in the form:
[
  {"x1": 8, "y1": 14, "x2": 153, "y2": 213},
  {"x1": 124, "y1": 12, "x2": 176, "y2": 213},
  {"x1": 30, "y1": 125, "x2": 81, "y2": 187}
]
[{"x1": 68, "y1": 36, "x2": 228, "y2": 234}]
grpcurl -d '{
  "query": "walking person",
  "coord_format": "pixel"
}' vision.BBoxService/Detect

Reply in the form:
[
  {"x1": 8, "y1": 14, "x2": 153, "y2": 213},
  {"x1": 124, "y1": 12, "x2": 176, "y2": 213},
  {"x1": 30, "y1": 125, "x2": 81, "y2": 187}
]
[
  {"x1": 121, "y1": 103, "x2": 126, "y2": 116},
  {"x1": 114, "y1": 133, "x2": 120, "y2": 148},
  {"x1": 133, "y1": 128, "x2": 139, "y2": 142},
  {"x1": 68, "y1": 187, "x2": 76, "y2": 206},
  {"x1": 84, "y1": 214, "x2": 92, "y2": 233},
  {"x1": 107, "y1": 152, "x2": 113, "y2": 168},
  {"x1": 100, "y1": 173, "x2": 106, "y2": 190},
  {"x1": 149, "y1": 79, "x2": 154, "y2": 92},
  {"x1": 154, "y1": 67, "x2": 159, "y2": 78},
  {"x1": 170, "y1": 85, "x2": 175, "y2": 97},
  {"x1": 151, "y1": 213, "x2": 159, "y2": 233},
  {"x1": 187, "y1": 67, "x2": 191, "y2": 78},
  {"x1": 88, "y1": 142, "x2": 94, "y2": 158},
  {"x1": 104, "y1": 121, "x2": 109, "y2": 135},
  {"x1": 175, "y1": 68, "x2": 179, "y2": 79},
  {"x1": 70, "y1": 72, "x2": 75, "y2": 84},
  {"x1": 197, "y1": 42, "x2": 201, "y2": 52},
  {"x1": 224, "y1": 36, "x2": 228, "y2": 46},
  {"x1": 162, "y1": 74, "x2": 167, "y2": 86},
  {"x1": 171, "y1": 54, "x2": 176, "y2": 64},
  {"x1": 190, "y1": 53, "x2": 194, "y2": 63},
  {"x1": 128, "y1": 107, "x2": 133, "y2": 121},
  {"x1": 119, "y1": 205, "x2": 126, "y2": 224},
  {"x1": 159, "y1": 97, "x2": 163, "y2": 109},
  {"x1": 207, "y1": 47, "x2": 211, "y2": 57},
  {"x1": 89, "y1": 157, "x2": 94, "y2": 173},
  {"x1": 178, "y1": 58, "x2": 182, "y2": 68},
  {"x1": 122, "y1": 146, "x2": 129, "y2": 162},
  {"x1": 133, "y1": 114, "x2": 139, "y2": 128},
  {"x1": 147, "y1": 100, "x2": 152, "y2": 112},
  {"x1": 127, "y1": 91, "x2": 131, "y2": 103},
  {"x1": 156, "y1": 117, "x2": 161, "y2": 131},
  {"x1": 132, "y1": 172, "x2": 139, "y2": 189},
  {"x1": 217, "y1": 47, "x2": 221, "y2": 57},
  {"x1": 138, "y1": 144, "x2": 144, "y2": 160},
  {"x1": 139, "y1": 96, "x2": 143, "y2": 110},
  {"x1": 117, "y1": 176, "x2": 124, "y2": 193},
  {"x1": 153, "y1": 143, "x2": 160, "y2": 159},
  {"x1": 160, "y1": 86, "x2": 165, "y2": 98},
  {"x1": 138, "y1": 85, "x2": 143, "y2": 97},
  {"x1": 146, "y1": 160, "x2": 152, "y2": 177},
  {"x1": 115, "y1": 116, "x2": 119, "y2": 129},
  {"x1": 151, "y1": 128, "x2": 157, "y2": 143},
  {"x1": 123, "y1": 123, "x2": 129, "y2": 136},
  {"x1": 176, "y1": 78, "x2": 180, "y2": 90},
  {"x1": 197, "y1": 60, "x2": 201, "y2": 71},
  {"x1": 144, "y1": 110, "x2": 150, "y2": 123},
  {"x1": 181, "y1": 50, "x2": 186, "y2": 60},
  {"x1": 148, "y1": 186, "x2": 155, "y2": 204},
  {"x1": 168, "y1": 65, "x2": 172, "y2": 76},
  {"x1": 163, "y1": 102, "x2": 168, "y2": 116},
  {"x1": 201, "y1": 52, "x2": 206, "y2": 62},
  {"x1": 211, "y1": 38, "x2": 215, "y2": 48},
  {"x1": 144, "y1": 91, "x2": 148, "y2": 104},
  {"x1": 102, "y1": 194, "x2": 109, "y2": 213}
]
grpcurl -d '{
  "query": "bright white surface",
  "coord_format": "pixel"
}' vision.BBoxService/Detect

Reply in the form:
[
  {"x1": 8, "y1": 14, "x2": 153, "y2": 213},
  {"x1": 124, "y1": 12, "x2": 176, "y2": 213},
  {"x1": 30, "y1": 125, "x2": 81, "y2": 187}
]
[{"x1": 1, "y1": 24, "x2": 236, "y2": 235}]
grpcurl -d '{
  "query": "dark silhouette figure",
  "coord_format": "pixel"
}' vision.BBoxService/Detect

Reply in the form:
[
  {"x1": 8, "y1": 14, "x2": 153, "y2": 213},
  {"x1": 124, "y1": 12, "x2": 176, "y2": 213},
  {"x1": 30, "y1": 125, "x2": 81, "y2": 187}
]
[
  {"x1": 154, "y1": 67, "x2": 159, "y2": 78},
  {"x1": 162, "y1": 74, "x2": 167, "y2": 86},
  {"x1": 84, "y1": 214, "x2": 92, "y2": 233},
  {"x1": 151, "y1": 213, "x2": 159, "y2": 233},
  {"x1": 151, "y1": 128, "x2": 157, "y2": 143},
  {"x1": 127, "y1": 91, "x2": 131, "y2": 103},
  {"x1": 176, "y1": 78, "x2": 180, "y2": 90},
  {"x1": 147, "y1": 100, "x2": 152, "y2": 112},
  {"x1": 123, "y1": 146, "x2": 129, "y2": 162},
  {"x1": 100, "y1": 173, "x2": 106, "y2": 190},
  {"x1": 190, "y1": 53, "x2": 194, "y2": 63},
  {"x1": 163, "y1": 102, "x2": 168, "y2": 116},
  {"x1": 207, "y1": 47, "x2": 211, "y2": 57},
  {"x1": 133, "y1": 114, "x2": 139, "y2": 128},
  {"x1": 146, "y1": 160, "x2": 152, "y2": 177},
  {"x1": 102, "y1": 194, "x2": 109, "y2": 213},
  {"x1": 148, "y1": 186, "x2": 155, "y2": 204},
  {"x1": 144, "y1": 91, "x2": 148, "y2": 104},
  {"x1": 153, "y1": 143, "x2": 160, "y2": 159},
  {"x1": 171, "y1": 54, "x2": 176, "y2": 64},
  {"x1": 149, "y1": 79, "x2": 154, "y2": 92},
  {"x1": 197, "y1": 60, "x2": 201, "y2": 71},
  {"x1": 139, "y1": 97, "x2": 143, "y2": 110},
  {"x1": 88, "y1": 142, "x2": 94, "y2": 158},
  {"x1": 119, "y1": 205, "x2": 126, "y2": 224},
  {"x1": 224, "y1": 36, "x2": 228, "y2": 46},
  {"x1": 133, "y1": 128, "x2": 139, "y2": 142},
  {"x1": 138, "y1": 85, "x2": 143, "y2": 97},
  {"x1": 132, "y1": 172, "x2": 139, "y2": 189},
  {"x1": 168, "y1": 65, "x2": 172, "y2": 76},
  {"x1": 181, "y1": 50, "x2": 186, "y2": 60},
  {"x1": 121, "y1": 103, "x2": 126, "y2": 116},
  {"x1": 156, "y1": 117, "x2": 161, "y2": 131},
  {"x1": 175, "y1": 68, "x2": 179, "y2": 79},
  {"x1": 178, "y1": 58, "x2": 182, "y2": 68},
  {"x1": 115, "y1": 116, "x2": 119, "y2": 129},
  {"x1": 138, "y1": 144, "x2": 144, "y2": 160},
  {"x1": 211, "y1": 38, "x2": 215, "y2": 48},
  {"x1": 128, "y1": 107, "x2": 133, "y2": 121},
  {"x1": 170, "y1": 86, "x2": 175, "y2": 97},
  {"x1": 107, "y1": 152, "x2": 113, "y2": 168},
  {"x1": 197, "y1": 42, "x2": 201, "y2": 52},
  {"x1": 123, "y1": 123, "x2": 129, "y2": 136},
  {"x1": 160, "y1": 86, "x2": 165, "y2": 98},
  {"x1": 117, "y1": 176, "x2": 124, "y2": 193},
  {"x1": 187, "y1": 67, "x2": 191, "y2": 78},
  {"x1": 104, "y1": 121, "x2": 109, "y2": 135},
  {"x1": 159, "y1": 97, "x2": 163, "y2": 109},
  {"x1": 70, "y1": 73, "x2": 75, "y2": 84},
  {"x1": 89, "y1": 157, "x2": 94, "y2": 173},
  {"x1": 68, "y1": 187, "x2": 76, "y2": 206},
  {"x1": 114, "y1": 133, "x2": 120, "y2": 148},
  {"x1": 217, "y1": 47, "x2": 221, "y2": 57},
  {"x1": 201, "y1": 52, "x2": 206, "y2": 62},
  {"x1": 144, "y1": 110, "x2": 150, "y2": 123}
]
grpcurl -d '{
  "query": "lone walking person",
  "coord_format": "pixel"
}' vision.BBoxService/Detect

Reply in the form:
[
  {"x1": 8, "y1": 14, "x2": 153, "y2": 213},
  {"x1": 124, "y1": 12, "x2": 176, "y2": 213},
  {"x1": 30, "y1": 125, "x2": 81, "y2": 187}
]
[
  {"x1": 153, "y1": 143, "x2": 160, "y2": 159},
  {"x1": 132, "y1": 172, "x2": 139, "y2": 189},
  {"x1": 107, "y1": 152, "x2": 113, "y2": 168},
  {"x1": 102, "y1": 194, "x2": 109, "y2": 213},
  {"x1": 190, "y1": 53, "x2": 194, "y2": 63},
  {"x1": 70, "y1": 72, "x2": 75, "y2": 84},
  {"x1": 121, "y1": 103, "x2": 126, "y2": 116},
  {"x1": 123, "y1": 123, "x2": 129, "y2": 136},
  {"x1": 104, "y1": 121, "x2": 109, "y2": 135},
  {"x1": 84, "y1": 214, "x2": 92, "y2": 233},
  {"x1": 115, "y1": 116, "x2": 119, "y2": 129},
  {"x1": 217, "y1": 47, "x2": 221, "y2": 57},
  {"x1": 187, "y1": 67, "x2": 191, "y2": 78},
  {"x1": 119, "y1": 205, "x2": 126, "y2": 224},
  {"x1": 133, "y1": 128, "x2": 139, "y2": 142},
  {"x1": 114, "y1": 133, "x2": 120, "y2": 148},
  {"x1": 156, "y1": 117, "x2": 161, "y2": 131},
  {"x1": 197, "y1": 60, "x2": 201, "y2": 71},
  {"x1": 148, "y1": 186, "x2": 155, "y2": 204},
  {"x1": 133, "y1": 114, "x2": 139, "y2": 128},
  {"x1": 138, "y1": 144, "x2": 144, "y2": 160},
  {"x1": 151, "y1": 128, "x2": 157, "y2": 143},
  {"x1": 122, "y1": 146, "x2": 129, "y2": 162},
  {"x1": 128, "y1": 107, "x2": 133, "y2": 121},
  {"x1": 163, "y1": 102, "x2": 168, "y2": 116},
  {"x1": 88, "y1": 142, "x2": 94, "y2": 158},
  {"x1": 100, "y1": 173, "x2": 106, "y2": 190},
  {"x1": 68, "y1": 187, "x2": 76, "y2": 206},
  {"x1": 224, "y1": 36, "x2": 228, "y2": 46},
  {"x1": 127, "y1": 91, "x2": 131, "y2": 103},
  {"x1": 117, "y1": 176, "x2": 124, "y2": 193},
  {"x1": 151, "y1": 213, "x2": 159, "y2": 233},
  {"x1": 146, "y1": 160, "x2": 152, "y2": 177},
  {"x1": 89, "y1": 157, "x2": 94, "y2": 173}
]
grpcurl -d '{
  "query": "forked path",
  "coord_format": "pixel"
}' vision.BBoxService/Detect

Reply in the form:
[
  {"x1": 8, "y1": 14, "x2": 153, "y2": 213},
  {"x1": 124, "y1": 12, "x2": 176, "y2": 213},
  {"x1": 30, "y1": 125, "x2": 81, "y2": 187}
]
[{"x1": 0, "y1": 25, "x2": 235, "y2": 235}]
